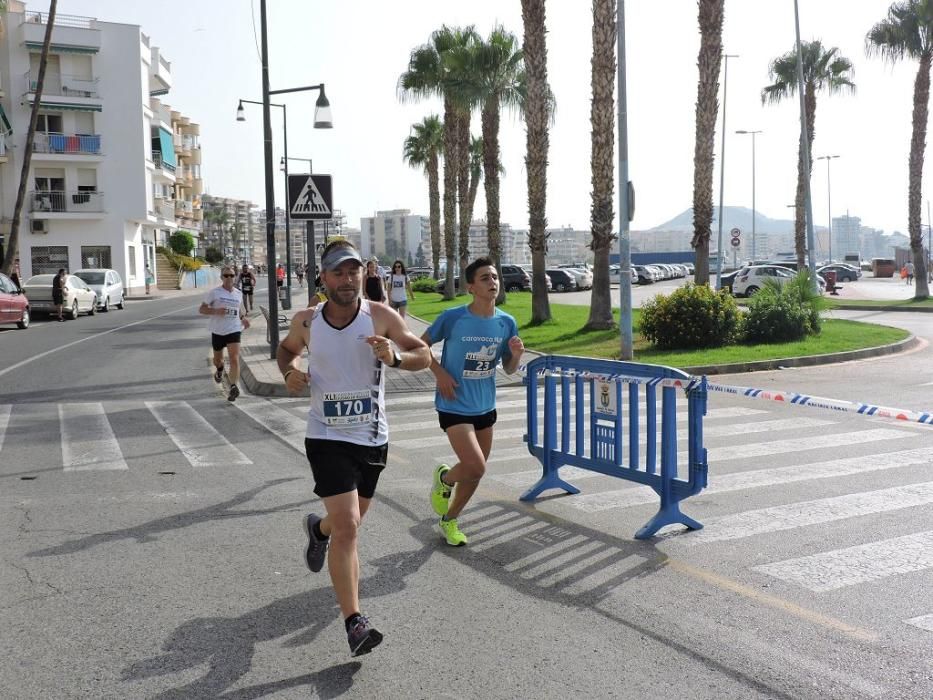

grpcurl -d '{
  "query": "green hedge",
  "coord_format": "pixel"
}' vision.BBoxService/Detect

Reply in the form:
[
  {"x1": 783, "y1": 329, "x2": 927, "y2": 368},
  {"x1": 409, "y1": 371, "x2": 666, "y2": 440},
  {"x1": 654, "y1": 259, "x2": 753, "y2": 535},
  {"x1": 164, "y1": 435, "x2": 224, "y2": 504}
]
[
  {"x1": 743, "y1": 271, "x2": 824, "y2": 343},
  {"x1": 639, "y1": 283, "x2": 742, "y2": 349},
  {"x1": 412, "y1": 277, "x2": 439, "y2": 293}
]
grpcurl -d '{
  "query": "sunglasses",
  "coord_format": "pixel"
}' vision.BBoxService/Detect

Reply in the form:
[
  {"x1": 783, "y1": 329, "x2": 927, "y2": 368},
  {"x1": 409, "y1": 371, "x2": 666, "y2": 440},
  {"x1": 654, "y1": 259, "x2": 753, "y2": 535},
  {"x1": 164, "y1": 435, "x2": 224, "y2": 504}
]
[{"x1": 222, "y1": 274, "x2": 235, "y2": 278}]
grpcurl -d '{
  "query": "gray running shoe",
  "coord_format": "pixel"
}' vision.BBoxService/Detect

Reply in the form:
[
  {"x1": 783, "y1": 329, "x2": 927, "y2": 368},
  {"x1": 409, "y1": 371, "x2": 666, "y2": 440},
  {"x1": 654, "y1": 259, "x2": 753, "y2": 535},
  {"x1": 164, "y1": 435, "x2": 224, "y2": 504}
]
[
  {"x1": 347, "y1": 615, "x2": 383, "y2": 657},
  {"x1": 213, "y1": 366, "x2": 224, "y2": 383},
  {"x1": 227, "y1": 385, "x2": 240, "y2": 402},
  {"x1": 302, "y1": 514, "x2": 329, "y2": 572}
]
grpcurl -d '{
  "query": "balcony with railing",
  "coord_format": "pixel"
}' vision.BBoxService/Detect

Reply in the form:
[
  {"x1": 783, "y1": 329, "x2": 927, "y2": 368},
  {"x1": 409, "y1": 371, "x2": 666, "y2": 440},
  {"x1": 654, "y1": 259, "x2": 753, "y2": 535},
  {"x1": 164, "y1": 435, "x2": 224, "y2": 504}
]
[
  {"x1": 152, "y1": 198, "x2": 175, "y2": 221},
  {"x1": 33, "y1": 132, "x2": 102, "y2": 156},
  {"x1": 151, "y1": 150, "x2": 176, "y2": 175},
  {"x1": 26, "y1": 71, "x2": 100, "y2": 99},
  {"x1": 30, "y1": 190, "x2": 104, "y2": 215},
  {"x1": 175, "y1": 199, "x2": 193, "y2": 216},
  {"x1": 23, "y1": 13, "x2": 102, "y2": 54}
]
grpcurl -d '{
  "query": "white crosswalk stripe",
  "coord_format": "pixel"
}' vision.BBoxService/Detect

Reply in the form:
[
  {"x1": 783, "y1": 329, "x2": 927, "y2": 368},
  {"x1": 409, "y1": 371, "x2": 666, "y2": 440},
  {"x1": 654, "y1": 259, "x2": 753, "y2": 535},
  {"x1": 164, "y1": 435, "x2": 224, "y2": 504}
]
[
  {"x1": 147, "y1": 401, "x2": 252, "y2": 467},
  {"x1": 0, "y1": 404, "x2": 10, "y2": 455},
  {"x1": 753, "y1": 531, "x2": 933, "y2": 592},
  {"x1": 60, "y1": 403, "x2": 128, "y2": 471},
  {"x1": 232, "y1": 396, "x2": 307, "y2": 454},
  {"x1": 905, "y1": 614, "x2": 933, "y2": 633}
]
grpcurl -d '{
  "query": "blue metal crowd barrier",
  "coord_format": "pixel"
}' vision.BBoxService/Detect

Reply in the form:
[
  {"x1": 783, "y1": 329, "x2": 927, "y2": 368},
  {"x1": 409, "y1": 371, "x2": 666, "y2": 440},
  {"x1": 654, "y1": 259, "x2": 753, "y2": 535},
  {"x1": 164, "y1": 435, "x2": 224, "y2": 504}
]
[{"x1": 521, "y1": 355, "x2": 709, "y2": 539}]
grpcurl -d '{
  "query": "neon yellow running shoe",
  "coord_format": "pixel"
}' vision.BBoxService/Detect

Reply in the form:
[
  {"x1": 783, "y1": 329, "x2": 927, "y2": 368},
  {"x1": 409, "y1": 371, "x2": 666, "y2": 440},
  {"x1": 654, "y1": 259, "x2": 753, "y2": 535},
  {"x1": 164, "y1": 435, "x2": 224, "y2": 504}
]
[
  {"x1": 430, "y1": 464, "x2": 452, "y2": 516},
  {"x1": 438, "y1": 517, "x2": 467, "y2": 546}
]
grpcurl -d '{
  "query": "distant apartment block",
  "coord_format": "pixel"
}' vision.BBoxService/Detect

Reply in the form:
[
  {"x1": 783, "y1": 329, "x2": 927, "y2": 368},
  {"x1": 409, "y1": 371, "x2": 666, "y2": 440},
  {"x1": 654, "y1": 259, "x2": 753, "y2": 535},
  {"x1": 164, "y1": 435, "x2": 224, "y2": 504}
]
[
  {"x1": 360, "y1": 209, "x2": 429, "y2": 263},
  {"x1": 467, "y1": 219, "x2": 515, "y2": 263},
  {"x1": 0, "y1": 3, "x2": 203, "y2": 292}
]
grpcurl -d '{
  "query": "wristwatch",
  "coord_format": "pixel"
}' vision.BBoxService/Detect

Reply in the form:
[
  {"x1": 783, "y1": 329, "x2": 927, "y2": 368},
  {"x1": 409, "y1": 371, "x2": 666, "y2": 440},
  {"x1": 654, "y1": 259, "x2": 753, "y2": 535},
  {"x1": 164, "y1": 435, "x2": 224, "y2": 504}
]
[{"x1": 391, "y1": 350, "x2": 402, "y2": 368}]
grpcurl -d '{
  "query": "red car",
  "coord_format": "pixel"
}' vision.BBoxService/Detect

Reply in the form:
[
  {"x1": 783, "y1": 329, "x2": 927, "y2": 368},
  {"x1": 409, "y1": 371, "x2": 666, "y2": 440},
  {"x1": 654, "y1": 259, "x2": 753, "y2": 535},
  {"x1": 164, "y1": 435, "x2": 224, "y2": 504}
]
[{"x1": 0, "y1": 271, "x2": 29, "y2": 329}]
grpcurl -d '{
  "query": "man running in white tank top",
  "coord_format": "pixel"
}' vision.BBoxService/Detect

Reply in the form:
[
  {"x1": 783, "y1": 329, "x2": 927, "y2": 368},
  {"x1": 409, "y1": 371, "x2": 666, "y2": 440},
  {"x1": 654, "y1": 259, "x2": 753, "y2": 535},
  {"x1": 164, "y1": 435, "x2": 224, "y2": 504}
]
[{"x1": 276, "y1": 240, "x2": 431, "y2": 657}]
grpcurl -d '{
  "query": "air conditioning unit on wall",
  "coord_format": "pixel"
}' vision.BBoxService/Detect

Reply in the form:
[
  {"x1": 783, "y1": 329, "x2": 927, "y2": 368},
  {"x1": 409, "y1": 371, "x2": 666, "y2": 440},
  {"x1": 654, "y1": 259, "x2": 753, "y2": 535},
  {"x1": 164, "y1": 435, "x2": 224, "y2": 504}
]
[{"x1": 30, "y1": 219, "x2": 47, "y2": 234}]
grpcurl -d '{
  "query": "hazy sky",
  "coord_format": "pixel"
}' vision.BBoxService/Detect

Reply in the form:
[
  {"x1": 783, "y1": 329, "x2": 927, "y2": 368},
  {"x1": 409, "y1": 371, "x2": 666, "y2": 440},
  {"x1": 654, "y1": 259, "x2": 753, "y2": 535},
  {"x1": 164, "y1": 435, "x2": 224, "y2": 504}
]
[{"x1": 30, "y1": 1, "x2": 927, "y2": 234}]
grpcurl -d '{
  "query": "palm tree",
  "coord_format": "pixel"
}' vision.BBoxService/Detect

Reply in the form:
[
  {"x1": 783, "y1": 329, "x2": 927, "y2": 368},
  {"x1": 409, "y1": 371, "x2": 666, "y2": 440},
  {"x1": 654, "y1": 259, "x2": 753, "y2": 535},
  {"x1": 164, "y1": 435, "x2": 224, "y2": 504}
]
[
  {"x1": 467, "y1": 136, "x2": 484, "y2": 229},
  {"x1": 1, "y1": 0, "x2": 57, "y2": 276},
  {"x1": 689, "y1": 0, "x2": 724, "y2": 286},
  {"x1": 762, "y1": 40, "x2": 855, "y2": 269},
  {"x1": 586, "y1": 0, "x2": 617, "y2": 330},
  {"x1": 521, "y1": 0, "x2": 552, "y2": 323},
  {"x1": 403, "y1": 115, "x2": 444, "y2": 279},
  {"x1": 867, "y1": 0, "x2": 932, "y2": 300},
  {"x1": 399, "y1": 26, "x2": 478, "y2": 300},
  {"x1": 466, "y1": 27, "x2": 527, "y2": 305}
]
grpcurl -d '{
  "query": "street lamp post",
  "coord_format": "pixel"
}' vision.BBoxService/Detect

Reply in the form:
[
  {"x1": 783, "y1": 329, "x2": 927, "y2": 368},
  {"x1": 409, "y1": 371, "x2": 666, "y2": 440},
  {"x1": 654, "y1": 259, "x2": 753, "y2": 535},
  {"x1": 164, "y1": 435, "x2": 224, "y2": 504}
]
[
  {"x1": 715, "y1": 53, "x2": 739, "y2": 290},
  {"x1": 816, "y1": 155, "x2": 840, "y2": 262},
  {"x1": 736, "y1": 130, "x2": 762, "y2": 260},
  {"x1": 236, "y1": 1, "x2": 332, "y2": 358}
]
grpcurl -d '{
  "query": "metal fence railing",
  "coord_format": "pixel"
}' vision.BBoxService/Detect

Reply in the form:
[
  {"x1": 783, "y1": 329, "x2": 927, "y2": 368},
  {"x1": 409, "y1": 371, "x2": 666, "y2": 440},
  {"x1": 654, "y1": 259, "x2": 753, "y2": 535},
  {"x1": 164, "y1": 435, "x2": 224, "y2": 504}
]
[{"x1": 30, "y1": 191, "x2": 104, "y2": 214}]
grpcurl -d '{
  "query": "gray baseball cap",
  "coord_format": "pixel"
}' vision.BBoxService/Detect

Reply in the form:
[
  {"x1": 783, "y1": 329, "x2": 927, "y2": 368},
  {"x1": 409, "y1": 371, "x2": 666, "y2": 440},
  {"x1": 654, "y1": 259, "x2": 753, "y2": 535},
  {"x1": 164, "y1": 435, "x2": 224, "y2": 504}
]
[{"x1": 321, "y1": 246, "x2": 363, "y2": 271}]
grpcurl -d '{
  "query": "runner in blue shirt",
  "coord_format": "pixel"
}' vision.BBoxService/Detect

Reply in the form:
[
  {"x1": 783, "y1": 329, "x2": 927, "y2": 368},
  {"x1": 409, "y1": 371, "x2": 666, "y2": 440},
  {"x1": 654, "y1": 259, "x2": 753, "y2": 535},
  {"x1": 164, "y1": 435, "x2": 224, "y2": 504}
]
[{"x1": 422, "y1": 256, "x2": 524, "y2": 545}]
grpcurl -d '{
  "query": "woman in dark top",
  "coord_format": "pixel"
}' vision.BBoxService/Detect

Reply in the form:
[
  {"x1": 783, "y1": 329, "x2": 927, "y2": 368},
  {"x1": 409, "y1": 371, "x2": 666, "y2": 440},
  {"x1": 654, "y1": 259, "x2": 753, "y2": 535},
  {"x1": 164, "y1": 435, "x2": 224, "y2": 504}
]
[
  {"x1": 364, "y1": 260, "x2": 386, "y2": 303},
  {"x1": 52, "y1": 268, "x2": 66, "y2": 322}
]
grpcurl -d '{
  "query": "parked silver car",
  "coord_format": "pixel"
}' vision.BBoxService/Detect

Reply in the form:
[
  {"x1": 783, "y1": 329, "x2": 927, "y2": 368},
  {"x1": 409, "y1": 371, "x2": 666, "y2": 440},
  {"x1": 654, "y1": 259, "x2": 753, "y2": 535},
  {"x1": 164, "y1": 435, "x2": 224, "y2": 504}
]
[
  {"x1": 74, "y1": 268, "x2": 125, "y2": 312},
  {"x1": 23, "y1": 274, "x2": 97, "y2": 319}
]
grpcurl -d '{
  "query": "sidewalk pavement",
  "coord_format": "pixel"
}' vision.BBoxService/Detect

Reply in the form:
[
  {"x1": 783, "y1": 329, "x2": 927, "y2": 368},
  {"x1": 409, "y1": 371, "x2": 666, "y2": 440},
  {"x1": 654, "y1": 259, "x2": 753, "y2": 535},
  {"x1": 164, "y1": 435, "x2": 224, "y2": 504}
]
[{"x1": 238, "y1": 287, "x2": 540, "y2": 397}]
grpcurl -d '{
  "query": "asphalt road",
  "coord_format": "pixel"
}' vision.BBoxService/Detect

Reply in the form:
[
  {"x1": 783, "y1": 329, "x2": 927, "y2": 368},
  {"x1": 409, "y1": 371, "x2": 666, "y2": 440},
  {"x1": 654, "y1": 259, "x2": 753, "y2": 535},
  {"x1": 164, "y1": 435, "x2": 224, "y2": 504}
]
[{"x1": 1, "y1": 282, "x2": 932, "y2": 699}]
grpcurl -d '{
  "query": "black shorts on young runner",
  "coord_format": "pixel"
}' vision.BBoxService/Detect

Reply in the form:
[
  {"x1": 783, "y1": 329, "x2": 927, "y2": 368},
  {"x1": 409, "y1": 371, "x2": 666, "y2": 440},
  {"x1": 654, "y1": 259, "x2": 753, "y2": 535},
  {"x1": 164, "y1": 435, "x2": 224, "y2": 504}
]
[
  {"x1": 304, "y1": 438, "x2": 388, "y2": 499},
  {"x1": 211, "y1": 332, "x2": 242, "y2": 351},
  {"x1": 437, "y1": 409, "x2": 497, "y2": 432}
]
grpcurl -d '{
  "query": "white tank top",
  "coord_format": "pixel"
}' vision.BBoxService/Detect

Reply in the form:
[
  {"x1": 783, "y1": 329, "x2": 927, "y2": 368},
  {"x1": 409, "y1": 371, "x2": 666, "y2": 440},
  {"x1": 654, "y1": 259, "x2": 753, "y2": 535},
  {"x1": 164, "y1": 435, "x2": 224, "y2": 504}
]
[
  {"x1": 389, "y1": 274, "x2": 408, "y2": 302},
  {"x1": 305, "y1": 299, "x2": 388, "y2": 446}
]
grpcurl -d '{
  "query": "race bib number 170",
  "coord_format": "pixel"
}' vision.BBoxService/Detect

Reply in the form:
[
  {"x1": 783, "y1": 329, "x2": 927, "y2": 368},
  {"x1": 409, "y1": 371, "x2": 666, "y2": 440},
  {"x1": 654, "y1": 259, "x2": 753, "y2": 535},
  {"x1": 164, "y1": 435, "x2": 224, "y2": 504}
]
[{"x1": 322, "y1": 390, "x2": 373, "y2": 426}]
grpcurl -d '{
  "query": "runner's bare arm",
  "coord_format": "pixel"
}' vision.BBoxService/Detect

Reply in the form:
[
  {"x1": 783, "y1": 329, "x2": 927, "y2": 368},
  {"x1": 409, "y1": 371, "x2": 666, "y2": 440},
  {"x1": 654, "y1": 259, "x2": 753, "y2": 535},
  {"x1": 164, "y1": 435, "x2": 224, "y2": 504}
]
[
  {"x1": 502, "y1": 336, "x2": 524, "y2": 374},
  {"x1": 240, "y1": 301, "x2": 251, "y2": 329},
  {"x1": 368, "y1": 305, "x2": 430, "y2": 370},
  {"x1": 276, "y1": 310, "x2": 312, "y2": 394},
  {"x1": 198, "y1": 302, "x2": 221, "y2": 316},
  {"x1": 420, "y1": 330, "x2": 458, "y2": 399}
]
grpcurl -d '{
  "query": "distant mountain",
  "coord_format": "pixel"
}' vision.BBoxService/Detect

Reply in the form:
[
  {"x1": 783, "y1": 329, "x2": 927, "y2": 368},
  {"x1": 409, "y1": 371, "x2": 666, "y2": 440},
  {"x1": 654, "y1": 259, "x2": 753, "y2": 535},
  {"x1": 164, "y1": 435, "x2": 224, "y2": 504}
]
[{"x1": 649, "y1": 206, "x2": 825, "y2": 235}]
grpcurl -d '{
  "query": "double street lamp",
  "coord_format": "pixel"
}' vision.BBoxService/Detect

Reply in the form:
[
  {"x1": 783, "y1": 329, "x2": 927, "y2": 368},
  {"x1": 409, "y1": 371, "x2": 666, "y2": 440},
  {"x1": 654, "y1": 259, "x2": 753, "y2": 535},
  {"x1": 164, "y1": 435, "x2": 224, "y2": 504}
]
[
  {"x1": 735, "y1": 130, "x2": 762, "y2": 260},
  {"x1": 236, "y1": 0, "x2": 332, "y2": 358},
  {"x1": 816, "y1": 155, "x2": 840, "y2": 262}
]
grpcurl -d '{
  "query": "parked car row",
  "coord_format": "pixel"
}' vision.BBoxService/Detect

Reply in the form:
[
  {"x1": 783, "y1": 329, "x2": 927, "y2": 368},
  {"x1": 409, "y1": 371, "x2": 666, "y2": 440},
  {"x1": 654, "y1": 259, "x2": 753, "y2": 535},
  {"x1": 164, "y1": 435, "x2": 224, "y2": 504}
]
[
  {"x1": 0, "y1": 268, "x2": 126, "y2": 329},
  {"x1": 730, "y1": 264, "x2": 827, "y2": 297}
]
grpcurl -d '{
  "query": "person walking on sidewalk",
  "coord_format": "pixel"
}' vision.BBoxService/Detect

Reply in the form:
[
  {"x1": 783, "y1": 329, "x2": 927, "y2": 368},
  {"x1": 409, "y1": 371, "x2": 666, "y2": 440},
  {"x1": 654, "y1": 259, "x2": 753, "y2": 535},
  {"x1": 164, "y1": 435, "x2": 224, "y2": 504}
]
[
  {"x1": 906, "y1": 260, "x2": 915, "y2": 285},
  {"x1": 387, "y1": 260, "x2": 415, "y2": 318},
  {"x1": 276, "y1": 263, "x2": 286, "y2": 289},
  {"x1": 199, "y1": 265, "x2": 251, "y2": 402},
  {"x1": 363, "y1": 259, "x2": 386, "y2": 303},
  {"x1": 276, "y1": 239, "x2": 431, "y2": 657},
  {"x1": 145, "y1": 265, "x2": 155, "y2": 295},
  {"x1": 421, "y1": 257, "x2": 524, "y2": 546},
  {"x1": 237, "y1": 263, "x2": 256, "y2": 312}
]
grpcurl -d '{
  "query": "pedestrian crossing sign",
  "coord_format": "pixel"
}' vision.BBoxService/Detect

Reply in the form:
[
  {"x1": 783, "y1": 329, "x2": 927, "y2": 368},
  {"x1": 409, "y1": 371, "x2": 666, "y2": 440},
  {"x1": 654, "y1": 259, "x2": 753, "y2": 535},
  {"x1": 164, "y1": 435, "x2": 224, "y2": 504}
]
[{"x1": 287, "y1": 174, "x2": 333, "y2": 220}]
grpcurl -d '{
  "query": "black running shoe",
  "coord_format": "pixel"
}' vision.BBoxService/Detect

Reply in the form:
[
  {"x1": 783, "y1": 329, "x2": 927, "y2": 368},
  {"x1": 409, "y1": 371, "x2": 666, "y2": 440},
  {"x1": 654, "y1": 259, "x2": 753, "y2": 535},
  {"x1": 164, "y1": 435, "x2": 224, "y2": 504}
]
[
  {"x1": 213, "y1": 366, "x2": 224, "y2": 383},
  {"x1": 302, "y1": 514, "x2": 329, "y2": 572},
  {"x1": 347, "y1": 615, "x2": 383, "y2": 657},
  {"x1": 227, "y1": 385, "x2": 240, "y2": 402}
]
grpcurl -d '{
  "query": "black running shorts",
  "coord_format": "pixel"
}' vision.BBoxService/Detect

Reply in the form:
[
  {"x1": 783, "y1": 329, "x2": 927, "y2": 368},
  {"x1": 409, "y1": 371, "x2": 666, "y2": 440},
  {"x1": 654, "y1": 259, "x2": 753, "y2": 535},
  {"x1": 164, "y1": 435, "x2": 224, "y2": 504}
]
[
  {"x1": 211, "y1": 332, "x2": 242, "y2": 351},
  {"x1": 437, "y1": 409, "x2": 497, "y2": 432},
  {"x1": 304, "y1": 438, "x2": 388, "y2": 499}
]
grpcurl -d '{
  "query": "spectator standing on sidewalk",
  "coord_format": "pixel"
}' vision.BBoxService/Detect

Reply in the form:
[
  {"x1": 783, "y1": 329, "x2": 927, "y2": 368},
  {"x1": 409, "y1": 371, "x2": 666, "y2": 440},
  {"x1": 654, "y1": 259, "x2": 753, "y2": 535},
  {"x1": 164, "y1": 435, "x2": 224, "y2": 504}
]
[
  {"x1": 52, "y1": 268, "x2": 66, "y2": 322},
  {"x1": 387, "y1": 260, "x2": 415, "y2": 318},
  {"x1": 363, "y1": 260, "x2": 386, "y2": 303},
  {"x1": 421, "y1": 256, "x2": 524, "y2": 546},
  {"x1": 906, "y1": 260, "x2": 915, "y2": 285},
  {"x1": 276, "y1": 239, "x2": 431, "y2": 657},
  {"x1": 199, "y1": 265, "x2": 250, "y2": 402},
  {"x1": 276, "y1": 263, "x2": 286, "y2": 289},
  {"x1": 145, "y1": 265, "x2": 155, "y2": 295}
]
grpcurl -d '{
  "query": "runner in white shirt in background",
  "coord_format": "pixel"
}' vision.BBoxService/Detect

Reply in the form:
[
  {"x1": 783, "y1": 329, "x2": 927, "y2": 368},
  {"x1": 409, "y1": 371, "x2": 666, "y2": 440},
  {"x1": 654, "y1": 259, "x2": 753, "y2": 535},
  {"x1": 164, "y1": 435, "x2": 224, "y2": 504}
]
[{"x1": 199, "y1": 265, "x2": 251, "y2": 401}]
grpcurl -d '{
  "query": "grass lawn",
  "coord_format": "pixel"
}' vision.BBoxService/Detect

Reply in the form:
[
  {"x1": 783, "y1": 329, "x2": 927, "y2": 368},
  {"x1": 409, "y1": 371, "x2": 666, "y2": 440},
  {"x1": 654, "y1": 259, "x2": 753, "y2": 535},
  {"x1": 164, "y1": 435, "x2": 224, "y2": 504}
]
[{"x1": 408, "y1": 292, "x2": 909, "y2": 368}]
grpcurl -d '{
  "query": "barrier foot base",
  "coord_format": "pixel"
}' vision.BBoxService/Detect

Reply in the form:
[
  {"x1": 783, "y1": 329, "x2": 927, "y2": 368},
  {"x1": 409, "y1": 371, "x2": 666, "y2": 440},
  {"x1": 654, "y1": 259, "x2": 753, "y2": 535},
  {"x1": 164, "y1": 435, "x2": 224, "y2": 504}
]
[
  {"x1": 634, "y1": 504, "x2": 703, "y2": 540},
  {"x1": 519, "y1": 473, "x2": 581, "y2": 502}
]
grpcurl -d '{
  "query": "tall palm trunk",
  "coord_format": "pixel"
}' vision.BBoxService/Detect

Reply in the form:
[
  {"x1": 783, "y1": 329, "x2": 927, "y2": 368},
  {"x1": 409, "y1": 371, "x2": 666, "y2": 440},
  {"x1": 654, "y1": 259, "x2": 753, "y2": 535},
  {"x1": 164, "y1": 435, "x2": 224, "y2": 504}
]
[
  {"x1": 586, "y1": 0, "x2": 617, "y2": 331},
  {"x1": 457, "y1": 111, "x2": 472, "y2": 280},
  {"x1": 521, "y1": 0, "x2": 551, "y2": 323},
  {"x1": 793, "y1": 86, "x2": 817, "y2": 269},
  {"x1": 442, "y1": 98, "x2": 458, "y2": 299},
  {"x1": 689, "y1": 0, "x2": 724, "y2": 286},
  {"x1": 482, "y1": 97, "x2": 505, "y2": 303},
  {"x1": 909, "y1": 52, "x2": 931, "y2": 299},
  {"x1": 2, "y1": 0, "x2": 57, "y2": 275},
  {"x1": 427, "y1": 150, "x2": 442, "y2": 279}
]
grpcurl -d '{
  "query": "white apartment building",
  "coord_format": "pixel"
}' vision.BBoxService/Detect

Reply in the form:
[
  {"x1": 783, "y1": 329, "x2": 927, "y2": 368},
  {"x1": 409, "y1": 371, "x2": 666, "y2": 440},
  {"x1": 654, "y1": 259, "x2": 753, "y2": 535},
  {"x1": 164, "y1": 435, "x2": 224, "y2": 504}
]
[
  {"x1": 0, "y1": 4, "x2": 201, "y2": 292},
  {"x1": 467, "y1": 219, "x2": 515, "y2": 263},
  {"x1": 360, "y1": 209, "x2": 429, "y2": 262}
]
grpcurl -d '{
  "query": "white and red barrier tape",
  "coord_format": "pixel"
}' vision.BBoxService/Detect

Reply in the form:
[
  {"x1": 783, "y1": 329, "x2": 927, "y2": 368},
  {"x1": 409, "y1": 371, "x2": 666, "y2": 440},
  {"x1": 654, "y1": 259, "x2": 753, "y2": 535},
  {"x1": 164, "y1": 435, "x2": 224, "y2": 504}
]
[{"x1": 524, "y1": 367, "x2": 933, "y2": 427}]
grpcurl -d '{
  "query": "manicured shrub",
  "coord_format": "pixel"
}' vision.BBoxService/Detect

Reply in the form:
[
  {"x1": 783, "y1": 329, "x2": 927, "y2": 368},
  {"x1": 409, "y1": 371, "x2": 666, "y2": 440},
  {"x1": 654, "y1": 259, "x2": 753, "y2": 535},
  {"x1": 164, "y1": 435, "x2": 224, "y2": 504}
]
[
  {"x1": 742, "y1": 271, "x2": 825, "y2": 343},
  {"x1": 639, "y1": 283, "x2": 741, "y2": 349},
  {"x1": 412, "y1": 277, "x2": 438, "y2": 294},
  {"x1": 168, "y1": 230, "x2": 195, "y2": 256},
  {"x1": 204, "y1": 246, "x2": 223, "y2": 264}
]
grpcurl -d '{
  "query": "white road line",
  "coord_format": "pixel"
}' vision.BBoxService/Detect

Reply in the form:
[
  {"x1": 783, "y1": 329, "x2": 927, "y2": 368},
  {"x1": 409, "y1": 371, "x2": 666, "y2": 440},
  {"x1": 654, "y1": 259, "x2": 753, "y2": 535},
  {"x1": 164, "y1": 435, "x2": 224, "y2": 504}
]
[
  {"x1": 0, "y1": 404, "x2": 10, "y2": 455},
  {"x1": 537, "y1": 546, "x2": 621, "y2": 587},
  {"x1": 560, "y1": 554, "x2": 648, "y2": 596},
  {"x1": 704, "y1": 428, "x2": 909, "y2": 462},
  {"x1": 147, "y1": 401, "x2": 252, "y2": 467},
  {"x1": 543, "y1": 446, "x2": 933, "y2": 513},
  {"x1": 503, "y1": 534, "x2": 588, "y2": 573},
  {"x1": 59, "y1": 403, "x2": 127, "y2": 471},
  {"x1": 905, "y1": 615, "x2": 933, "y2": 633},
  {"x1": 679, "y1": 481, "x2": 933, "y2": 544},
  {"x1": 703, "y1": 416, "x2": 833, "y2": 437},
  {"x1": 394, "y1": 426, "x2": 528, "y2": 450},
  {"x1": 489, "y1": 465, "x2": 606, "y2": 488},
  {"x1": 753, "y1": 531, "x2": 933, "y2": 592},
  {"x1": 232, "y1": 396, "x2": 307, "y2": 454}
]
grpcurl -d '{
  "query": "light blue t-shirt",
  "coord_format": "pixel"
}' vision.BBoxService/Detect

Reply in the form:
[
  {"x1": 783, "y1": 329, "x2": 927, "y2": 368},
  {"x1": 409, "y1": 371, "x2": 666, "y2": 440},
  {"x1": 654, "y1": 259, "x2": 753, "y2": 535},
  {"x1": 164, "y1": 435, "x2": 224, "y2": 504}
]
[{"x1": 427, "y1": 305, "x2": 519, "y2": 416}]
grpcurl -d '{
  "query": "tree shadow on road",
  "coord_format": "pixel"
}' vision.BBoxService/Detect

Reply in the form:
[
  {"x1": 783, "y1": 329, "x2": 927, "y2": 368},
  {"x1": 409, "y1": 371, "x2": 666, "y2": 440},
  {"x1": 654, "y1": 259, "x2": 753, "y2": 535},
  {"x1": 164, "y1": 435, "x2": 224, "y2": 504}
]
[{"x1": 26, "y1": 478, "x2": 308, "y2": 558}]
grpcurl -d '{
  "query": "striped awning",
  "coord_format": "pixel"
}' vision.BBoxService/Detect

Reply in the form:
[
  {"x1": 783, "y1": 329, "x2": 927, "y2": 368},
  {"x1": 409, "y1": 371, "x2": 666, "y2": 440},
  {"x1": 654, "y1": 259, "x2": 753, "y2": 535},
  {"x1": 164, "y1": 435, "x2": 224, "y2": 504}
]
[
  {"x1": 24, "y1": 41, "x2": 98, "y2": 54},
  {"x1": 36, "y1": 101, "x2": 102, "y2": 112}
]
